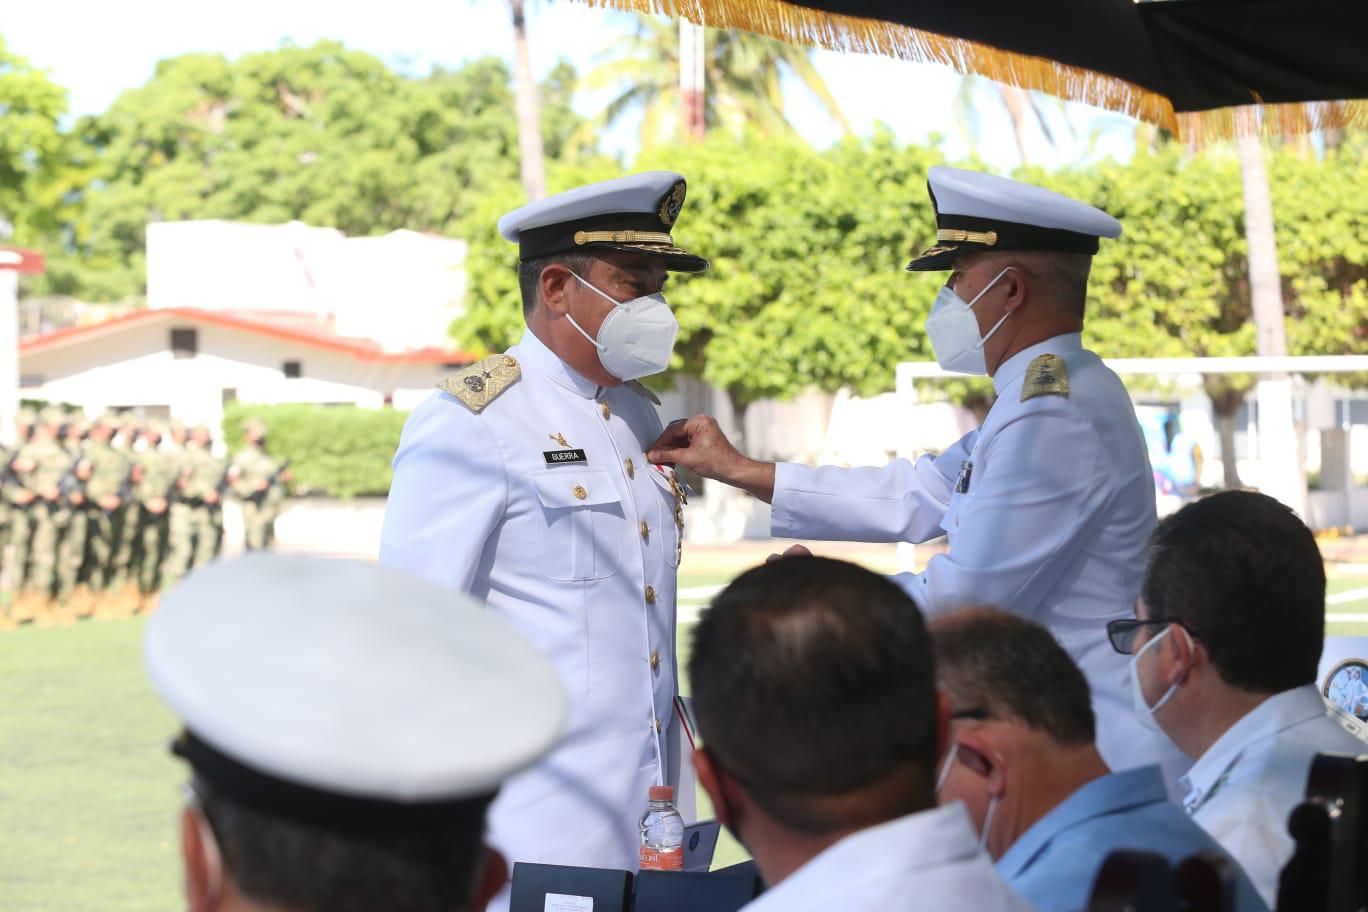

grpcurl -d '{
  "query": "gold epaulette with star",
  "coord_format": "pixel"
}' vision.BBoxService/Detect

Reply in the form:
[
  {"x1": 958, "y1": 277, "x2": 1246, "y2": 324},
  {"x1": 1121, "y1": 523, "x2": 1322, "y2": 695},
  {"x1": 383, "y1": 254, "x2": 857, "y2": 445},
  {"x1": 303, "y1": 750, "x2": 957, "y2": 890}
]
[
  {"x1": 1021, "y1": 353, "x2": 1069, "y2": 402},
  {"x1": 437, "y1": 354, "x2": 521, "y2": 414}
]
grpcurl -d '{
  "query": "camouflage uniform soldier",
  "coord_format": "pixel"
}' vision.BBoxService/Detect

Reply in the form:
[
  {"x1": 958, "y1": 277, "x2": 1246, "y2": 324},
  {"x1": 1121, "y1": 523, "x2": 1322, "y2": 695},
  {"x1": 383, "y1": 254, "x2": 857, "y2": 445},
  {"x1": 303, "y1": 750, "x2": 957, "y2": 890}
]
[
  {"x1": 3, "y1": 408, "x2": 37, "y2": 616},
  {"x1": 164, "y1": 424, "x2": 225, "y2": 585},
  {"x1": 12, "y1": 409, "x2": 78, "y2": 624},
  {"x1": 76, "y1": 414, "x2": 134, "y2": 618},
  {"x1": 229, "y1": 419, "x2": 291, "y2": 551},
  {"x1": 108, "y1": 413, "x2": 144, "y2": 597},
  {"x1": 54, "y1": 415, "x2": 91, "y2": 615},
  {"x1": 128, "y1": 421, "x2": 180, "y2": 610}
]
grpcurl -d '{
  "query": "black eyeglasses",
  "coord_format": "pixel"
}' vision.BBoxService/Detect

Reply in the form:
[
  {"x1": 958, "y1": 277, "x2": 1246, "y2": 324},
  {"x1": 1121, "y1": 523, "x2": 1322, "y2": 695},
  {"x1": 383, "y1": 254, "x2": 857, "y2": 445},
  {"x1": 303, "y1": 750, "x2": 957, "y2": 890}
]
[{"x1": 1106, "y1": 618, "x2": 1193, "y2": 655}]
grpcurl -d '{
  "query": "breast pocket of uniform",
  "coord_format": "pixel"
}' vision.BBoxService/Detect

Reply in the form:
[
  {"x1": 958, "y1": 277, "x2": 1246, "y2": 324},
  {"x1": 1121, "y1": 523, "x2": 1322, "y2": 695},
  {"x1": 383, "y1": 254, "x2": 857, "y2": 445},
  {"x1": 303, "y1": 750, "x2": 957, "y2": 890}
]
[
  {"x1": 647, "y1": 468, "x2": 683, "y2": 569},
  {"x1": 530, "y1": 468, "x2": 625, "y2": 581}
]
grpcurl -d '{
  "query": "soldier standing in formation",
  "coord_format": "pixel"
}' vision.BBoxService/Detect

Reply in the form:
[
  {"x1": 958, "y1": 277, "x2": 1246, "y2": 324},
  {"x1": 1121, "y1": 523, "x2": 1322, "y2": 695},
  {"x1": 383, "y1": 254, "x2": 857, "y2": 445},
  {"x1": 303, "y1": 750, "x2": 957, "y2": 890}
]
[
  {"x1": 228, "y1": 419, "x2": 291, "y2": 551},
  {"x1": 0, "y1": 410, "x2": 291, "y2": 626}
]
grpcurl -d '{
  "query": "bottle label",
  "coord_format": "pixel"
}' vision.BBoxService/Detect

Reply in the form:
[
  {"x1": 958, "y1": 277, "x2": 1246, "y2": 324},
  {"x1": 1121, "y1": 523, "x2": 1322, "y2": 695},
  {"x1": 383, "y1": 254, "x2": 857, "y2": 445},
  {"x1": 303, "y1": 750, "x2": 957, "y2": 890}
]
[{"x1": 640, "y1": 846, "x2": 684, "y2": 871}]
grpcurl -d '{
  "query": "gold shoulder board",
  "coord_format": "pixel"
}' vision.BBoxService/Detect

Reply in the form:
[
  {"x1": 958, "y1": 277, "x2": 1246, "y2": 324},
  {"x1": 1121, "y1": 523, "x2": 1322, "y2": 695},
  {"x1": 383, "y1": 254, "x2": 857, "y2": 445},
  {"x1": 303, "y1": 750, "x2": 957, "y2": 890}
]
[
  {"x1": 1021, "y1": 353, "x2": 1070, "y2": 402},
  {"x1": 437, "y1": 354, "x2": 521, "y2": 414}
]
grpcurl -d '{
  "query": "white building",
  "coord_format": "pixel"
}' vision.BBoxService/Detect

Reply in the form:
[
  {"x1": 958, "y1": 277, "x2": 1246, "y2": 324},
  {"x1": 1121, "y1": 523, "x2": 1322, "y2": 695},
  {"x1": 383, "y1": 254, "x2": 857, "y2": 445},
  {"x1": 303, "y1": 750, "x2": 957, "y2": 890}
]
[{"x1": 19, "y1": 220, "x2": 473, "y2": 429}]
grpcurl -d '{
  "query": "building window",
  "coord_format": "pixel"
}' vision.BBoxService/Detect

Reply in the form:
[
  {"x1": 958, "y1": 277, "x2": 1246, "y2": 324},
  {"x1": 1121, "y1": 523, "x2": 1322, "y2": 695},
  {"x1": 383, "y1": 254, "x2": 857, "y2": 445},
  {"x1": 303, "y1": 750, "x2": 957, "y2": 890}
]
[
  {"x1": 283, "y1": 360, "x2": 302, "y2": 379},
  {"x1": 19, "y1": 374, "x2": 44, "y2": 389},
  {"x1": 222, "y1": 388, "x2": 238, "y2": 405},
  {"x1": 170, "y1": 328, "x2": 198, "y2": 359}
]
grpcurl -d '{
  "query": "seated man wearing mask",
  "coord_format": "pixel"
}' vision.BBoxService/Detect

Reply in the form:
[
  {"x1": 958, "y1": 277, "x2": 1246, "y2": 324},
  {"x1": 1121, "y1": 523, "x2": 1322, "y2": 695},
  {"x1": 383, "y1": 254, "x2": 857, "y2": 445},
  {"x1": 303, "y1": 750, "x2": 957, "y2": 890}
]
[
  {"x1": 690, "y1": 556, "x2": 1034, "y2": 911},
  {"x1": 931, "y1": 607, "x2": 1266, "y2": 912},
  {"x1": 1112, "y1": 490, "x2": 1368, "y2": 906},
  {"x1": 381, "y1": 172, "x2": 705, "y2": 901}
]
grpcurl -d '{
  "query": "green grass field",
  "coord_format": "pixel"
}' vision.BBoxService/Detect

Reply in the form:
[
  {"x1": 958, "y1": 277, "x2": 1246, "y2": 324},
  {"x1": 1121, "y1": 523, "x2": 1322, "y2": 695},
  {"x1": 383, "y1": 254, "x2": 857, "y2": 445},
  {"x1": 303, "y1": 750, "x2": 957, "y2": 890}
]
[{"x1": 2, "y1": 555, "x2": 1365, "y2": 911}]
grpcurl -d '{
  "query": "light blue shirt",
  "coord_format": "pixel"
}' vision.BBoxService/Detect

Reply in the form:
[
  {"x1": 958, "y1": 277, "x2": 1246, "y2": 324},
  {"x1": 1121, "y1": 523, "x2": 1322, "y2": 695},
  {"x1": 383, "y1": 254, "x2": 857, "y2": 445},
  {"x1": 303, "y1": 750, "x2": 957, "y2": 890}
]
[{"x1": 998, "y1": 765, "x2": 1268, "y2": 912}]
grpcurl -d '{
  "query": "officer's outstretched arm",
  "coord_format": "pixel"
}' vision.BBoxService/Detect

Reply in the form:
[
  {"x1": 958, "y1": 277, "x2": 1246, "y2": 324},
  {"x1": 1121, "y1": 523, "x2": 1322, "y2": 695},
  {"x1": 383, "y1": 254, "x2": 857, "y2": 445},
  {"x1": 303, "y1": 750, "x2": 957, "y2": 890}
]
[{"x1": 380, "y1": 394, "x2": 507, "y2": 593}]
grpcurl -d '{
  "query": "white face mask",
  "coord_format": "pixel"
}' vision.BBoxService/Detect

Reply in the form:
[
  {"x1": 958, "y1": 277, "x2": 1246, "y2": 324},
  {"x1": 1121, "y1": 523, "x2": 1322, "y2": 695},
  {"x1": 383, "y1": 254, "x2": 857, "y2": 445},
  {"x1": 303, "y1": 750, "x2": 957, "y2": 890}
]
[
  {"x1": 934, "y1": 742, "x2": 999, "y2": 853},
  {"x1": 925, "y1": 267, "x2": 1014, "y2": 376},
  {"x1": 565, "y1": 272, "x2": 680, "y2": 381},
  {"x1": 1129, "y1": 624, "x2": 1188, "y2": 731}
]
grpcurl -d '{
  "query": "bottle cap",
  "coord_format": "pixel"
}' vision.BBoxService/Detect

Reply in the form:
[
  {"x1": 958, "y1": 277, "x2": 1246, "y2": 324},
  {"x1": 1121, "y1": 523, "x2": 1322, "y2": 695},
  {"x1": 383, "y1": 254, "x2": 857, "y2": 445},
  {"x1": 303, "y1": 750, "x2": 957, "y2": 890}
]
[{"x1": 649, "y1": 785, "x2": 674, "y2": 801}]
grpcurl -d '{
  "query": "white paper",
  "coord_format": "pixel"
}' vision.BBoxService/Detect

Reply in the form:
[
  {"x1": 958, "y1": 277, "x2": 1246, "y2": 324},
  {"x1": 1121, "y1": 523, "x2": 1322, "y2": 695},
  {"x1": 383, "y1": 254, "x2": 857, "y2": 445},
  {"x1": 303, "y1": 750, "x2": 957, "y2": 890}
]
[{"x1": 544, "y1": 893, "x2": 593, "y2": 912}]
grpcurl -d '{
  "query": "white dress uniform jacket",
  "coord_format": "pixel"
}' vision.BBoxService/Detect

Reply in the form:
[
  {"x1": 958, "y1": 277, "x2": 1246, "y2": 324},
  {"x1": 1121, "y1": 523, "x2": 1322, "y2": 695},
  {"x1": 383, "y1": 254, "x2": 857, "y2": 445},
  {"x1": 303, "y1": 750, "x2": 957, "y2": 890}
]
[
  {"x1": 380, "y1": 330, "x2": 687, "y2": 883},
  {"x1": 1182, "y1": 684, "x2": 1368, "y2": 907},
  {"x1": 741, "y1": 803, "x2": 1036, "y2": 912},
  {"x1": 770, "y1": 333, "x2": 1185, "y2": 781}
]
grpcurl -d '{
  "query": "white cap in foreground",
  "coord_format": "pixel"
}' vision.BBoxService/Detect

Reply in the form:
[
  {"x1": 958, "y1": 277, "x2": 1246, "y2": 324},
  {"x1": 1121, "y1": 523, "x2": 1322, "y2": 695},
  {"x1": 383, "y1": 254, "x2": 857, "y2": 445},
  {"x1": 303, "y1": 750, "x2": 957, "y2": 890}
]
[{"x1": 145, "y1": 554, "x2": 566, "y2": 832}]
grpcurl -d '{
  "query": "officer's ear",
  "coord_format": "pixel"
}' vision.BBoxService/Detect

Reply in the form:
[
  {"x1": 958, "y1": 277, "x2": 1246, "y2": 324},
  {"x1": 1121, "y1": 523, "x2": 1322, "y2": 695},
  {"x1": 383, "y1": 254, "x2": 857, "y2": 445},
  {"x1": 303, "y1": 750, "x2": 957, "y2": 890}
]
[
  {"x1": 1164, "y1": 624, "x2": 1201, "y2": 687},
  {"x1": 470, "y1": 845, "x2": 509, "y2": 910},
  {"x1": 1001, "y1": 264, "x2": 1029, "y2": 314},
  {"x1": 954, "y1": 731, "x2": 1007, "y2": 800},
  {"x1": 539, "y1": 263, "x2": 576, "y2": 317}
]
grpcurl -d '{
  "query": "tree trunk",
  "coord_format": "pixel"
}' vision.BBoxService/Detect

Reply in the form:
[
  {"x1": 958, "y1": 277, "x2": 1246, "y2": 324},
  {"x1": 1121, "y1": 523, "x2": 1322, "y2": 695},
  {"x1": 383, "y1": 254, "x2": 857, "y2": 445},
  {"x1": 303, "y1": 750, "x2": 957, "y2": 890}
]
[
  {"x1": 1207, "y1": 389, "x2": 1245, "y2": 490},
  {"x1": 999, "y1": 86, "x2": 1032, "y2": 165},
  {"x1": 508, "y1": 0, "x2": 547, "y2": 201},
  {"x1": 1235, "y1": 109, "x2": 1306, "y2": 515},
  {"x1": 679, "y1": 20, "x2": 706, "y2": 141}
]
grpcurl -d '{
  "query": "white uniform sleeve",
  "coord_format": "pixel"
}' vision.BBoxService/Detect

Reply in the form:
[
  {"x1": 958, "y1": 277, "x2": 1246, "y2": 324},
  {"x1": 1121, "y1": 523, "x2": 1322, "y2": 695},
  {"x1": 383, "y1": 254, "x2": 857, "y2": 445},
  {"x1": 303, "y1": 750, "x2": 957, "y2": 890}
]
[
  {"x1": 770, "y1": 430, "x2": 978, "y2": 543},
  {"x1": 910, "y1": 400, "x2": 1103, "y2": 617},
  {"x1": 379, "y1": 393, "x2": 508, "y2": 592}
]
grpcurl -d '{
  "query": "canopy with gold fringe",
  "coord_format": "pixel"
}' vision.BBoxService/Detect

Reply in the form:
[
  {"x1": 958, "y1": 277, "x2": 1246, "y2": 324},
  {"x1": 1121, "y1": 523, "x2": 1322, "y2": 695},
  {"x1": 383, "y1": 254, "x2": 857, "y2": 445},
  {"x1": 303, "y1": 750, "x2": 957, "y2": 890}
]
[{"x1": 580, "y1": 0, "x2": 1368, "y2": 143}]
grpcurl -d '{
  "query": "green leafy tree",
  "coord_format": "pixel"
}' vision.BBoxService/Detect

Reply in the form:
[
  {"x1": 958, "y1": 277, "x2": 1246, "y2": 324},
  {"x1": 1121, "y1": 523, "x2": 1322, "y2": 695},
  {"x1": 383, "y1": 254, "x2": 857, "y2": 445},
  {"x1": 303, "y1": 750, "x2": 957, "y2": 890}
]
[
  {"x1": 455, "y1": 129, "x2": 944, "y2": 429},
  {"x1": 0, "y1": 36, "x2": 93, "y2": 295},
  {"x1": 68, "y1": 42, "x2": 580, "y2": 301}
]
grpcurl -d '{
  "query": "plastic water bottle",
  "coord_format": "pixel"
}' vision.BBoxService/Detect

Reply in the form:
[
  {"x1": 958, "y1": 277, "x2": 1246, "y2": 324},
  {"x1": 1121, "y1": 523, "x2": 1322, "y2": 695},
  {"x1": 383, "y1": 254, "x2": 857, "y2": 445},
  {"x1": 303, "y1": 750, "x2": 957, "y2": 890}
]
[{"x1": 638, "y1": 785, "x2": 685, "y2": 871}]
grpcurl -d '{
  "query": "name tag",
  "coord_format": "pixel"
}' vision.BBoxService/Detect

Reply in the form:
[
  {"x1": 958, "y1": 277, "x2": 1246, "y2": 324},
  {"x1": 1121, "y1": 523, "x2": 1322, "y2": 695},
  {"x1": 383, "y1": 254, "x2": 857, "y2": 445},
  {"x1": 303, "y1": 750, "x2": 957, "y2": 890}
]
[{"x1": 543, "y1": 449, "x2": 587, "y2": 466}]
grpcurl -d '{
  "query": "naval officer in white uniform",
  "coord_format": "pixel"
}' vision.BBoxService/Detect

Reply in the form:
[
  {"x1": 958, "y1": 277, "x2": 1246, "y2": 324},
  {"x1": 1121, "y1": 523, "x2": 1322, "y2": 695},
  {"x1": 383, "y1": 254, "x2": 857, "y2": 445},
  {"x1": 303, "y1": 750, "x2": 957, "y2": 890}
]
[
  {"x1": 649, "y1": 166, "x2": 1188, "y2": 786},
  {"x1": 381, "y1": 172, "x2": 704, "y2": 900}
]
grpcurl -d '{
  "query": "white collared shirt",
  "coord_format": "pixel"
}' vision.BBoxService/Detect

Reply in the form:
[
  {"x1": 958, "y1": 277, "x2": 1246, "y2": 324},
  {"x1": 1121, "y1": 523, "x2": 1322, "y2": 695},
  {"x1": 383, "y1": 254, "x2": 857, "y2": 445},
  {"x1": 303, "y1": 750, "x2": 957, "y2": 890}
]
[
  {"x1": 770, "y1": 333, "x2": 1188, "y2": 785},
  {"x1": 743, "y1": 804, "x2": 1035, "y2": 912},
  {"x1": 380, "y1": 329, "x2": 687, "y2": 891},
  {"x1": 1182, "y1": 684, "x2": 1368, "y2": 906}
]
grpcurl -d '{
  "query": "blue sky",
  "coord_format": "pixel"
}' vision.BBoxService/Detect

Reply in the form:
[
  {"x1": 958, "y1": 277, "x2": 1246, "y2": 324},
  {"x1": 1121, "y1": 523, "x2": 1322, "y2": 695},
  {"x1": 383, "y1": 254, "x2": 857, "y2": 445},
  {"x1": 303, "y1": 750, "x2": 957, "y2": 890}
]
[{"x1": 1, "y1": 0, "x2": 1138, "y2": 171}]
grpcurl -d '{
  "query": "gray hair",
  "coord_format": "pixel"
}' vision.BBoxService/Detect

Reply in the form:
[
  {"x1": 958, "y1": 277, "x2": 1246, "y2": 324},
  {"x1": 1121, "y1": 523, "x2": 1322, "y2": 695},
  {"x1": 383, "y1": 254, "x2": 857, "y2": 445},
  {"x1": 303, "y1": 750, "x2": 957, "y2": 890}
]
[
  {"x1": 518, "y1": 252, "x2": 597, "y2": 317},
  {"x1": 929, "y1": 607, "x2": 1096, "y2": 747}
]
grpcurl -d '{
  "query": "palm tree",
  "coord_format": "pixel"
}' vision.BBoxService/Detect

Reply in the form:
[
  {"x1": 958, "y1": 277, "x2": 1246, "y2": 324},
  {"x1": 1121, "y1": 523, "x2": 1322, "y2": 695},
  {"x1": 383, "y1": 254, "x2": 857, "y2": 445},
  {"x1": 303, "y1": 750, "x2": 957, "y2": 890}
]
[
  {"x1": 953, "y1": 76, "x2": 1073, "y2": 165},
  {"x1": 582, "y1": 15, "x2": 851, "y2": 148},
  {"x1": 508, "y1": 0, "x2": 546, "y2": 200},
  {"x1": 1235, "y1": 110, "x2": 1306, "y2": 512}
]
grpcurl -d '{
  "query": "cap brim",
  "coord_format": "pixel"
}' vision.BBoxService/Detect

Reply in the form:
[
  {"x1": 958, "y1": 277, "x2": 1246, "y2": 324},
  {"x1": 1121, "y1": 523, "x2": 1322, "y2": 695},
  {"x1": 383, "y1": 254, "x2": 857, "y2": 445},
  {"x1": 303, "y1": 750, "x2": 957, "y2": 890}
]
[
  {"x1": 905, "y1": 242, "x2": 971, "y2": 272},
  {"x1": 586, "y1": 242, "x2": 709, "y2": 274}
]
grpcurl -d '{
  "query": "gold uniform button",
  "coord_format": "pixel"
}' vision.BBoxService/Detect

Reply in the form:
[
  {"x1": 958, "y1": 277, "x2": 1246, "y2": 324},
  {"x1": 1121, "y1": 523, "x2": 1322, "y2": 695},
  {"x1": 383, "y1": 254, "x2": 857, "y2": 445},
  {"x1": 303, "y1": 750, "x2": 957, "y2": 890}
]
[
  {"x1": 640, "y1": 521, "x2": 650, "y2": 541},
  {"x1": 654, "y1": 717, "x2": 662, "y2": 733},
  {"x1": 645, "y1": 585, "x2": 656, "y2": 604},
  {"x1": 626, "y1": 458, "x2": 635, "y2": 478},
  {"x1": 502, "y1": 356, "x2": 517, "y2": 367},
  {"x1": 651, "y1": 651, "x2": 660, "y2": 671},
  {"x1": 572, "y1": 485, "x2": 587, "y2": 500},
  {"x1": 601, "y1": 403, "x2": 611, "y2": 420}
]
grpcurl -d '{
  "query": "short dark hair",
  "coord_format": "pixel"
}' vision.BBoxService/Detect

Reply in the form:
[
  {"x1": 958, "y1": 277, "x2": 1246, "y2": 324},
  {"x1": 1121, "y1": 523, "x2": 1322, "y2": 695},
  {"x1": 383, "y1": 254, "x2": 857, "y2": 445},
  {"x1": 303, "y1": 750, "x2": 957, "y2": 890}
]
[
  {"x1": 689, "y1": 557, "x2": 938, "y2": 829},
  {"x1": 194, "y1": 776, "x2": 493, "y2": 912},
  {"x1": 517, "y1": 252, "x2": 595, "y2": 316},
  {"x1": 1143, "y1": 490, "x2": 1325, "y2": 693},
  {"x1": 929, "y1": 607, "x2": 1095, "y2": 746}
]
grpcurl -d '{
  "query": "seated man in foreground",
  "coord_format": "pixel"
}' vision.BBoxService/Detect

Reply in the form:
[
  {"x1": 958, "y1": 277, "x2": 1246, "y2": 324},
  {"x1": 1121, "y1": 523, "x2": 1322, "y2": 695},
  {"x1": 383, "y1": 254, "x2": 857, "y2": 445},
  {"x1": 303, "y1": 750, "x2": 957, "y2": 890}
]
[
  {"x1": 1114, "y1": 490, "x2": 1367, "y2": 906},
  {"x1": 930, "y1": 607, "x2": 1266, "y2": 912},
  {"x1": 689, "y1": 556, "x2": 1034, "y2": 911},
  {"x1": 143, "y1": 553, "x2": 567, "y2": 912}
]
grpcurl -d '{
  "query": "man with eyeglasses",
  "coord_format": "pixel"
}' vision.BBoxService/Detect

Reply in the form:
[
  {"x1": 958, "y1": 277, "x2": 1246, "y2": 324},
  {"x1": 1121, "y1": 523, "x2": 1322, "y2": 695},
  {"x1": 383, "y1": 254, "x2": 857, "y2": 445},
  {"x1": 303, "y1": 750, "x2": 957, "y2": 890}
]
[
  {"x1": 1108, "y1": 490, "x2": 1367, "y2": 906},
  {"x1": 931, "y1": 607, "x2": 1266, "y2": 912}
]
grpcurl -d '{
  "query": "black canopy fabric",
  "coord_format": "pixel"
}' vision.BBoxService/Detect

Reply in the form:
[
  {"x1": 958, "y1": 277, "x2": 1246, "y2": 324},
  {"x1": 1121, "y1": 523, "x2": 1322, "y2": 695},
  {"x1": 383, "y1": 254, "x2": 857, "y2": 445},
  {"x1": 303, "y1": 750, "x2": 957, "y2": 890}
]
[{"x1": 583, "y1": 0, "x2": 1368, "y2": 140}]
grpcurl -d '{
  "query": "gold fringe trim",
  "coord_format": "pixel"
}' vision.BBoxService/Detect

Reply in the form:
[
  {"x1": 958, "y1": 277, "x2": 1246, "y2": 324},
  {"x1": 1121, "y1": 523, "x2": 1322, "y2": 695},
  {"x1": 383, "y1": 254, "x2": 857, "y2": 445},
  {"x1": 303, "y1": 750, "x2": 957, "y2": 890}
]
[{"x1": 579, "y1": 0, "x2": 1367, "y2": 143}]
